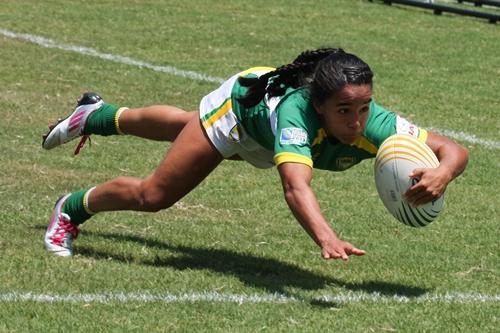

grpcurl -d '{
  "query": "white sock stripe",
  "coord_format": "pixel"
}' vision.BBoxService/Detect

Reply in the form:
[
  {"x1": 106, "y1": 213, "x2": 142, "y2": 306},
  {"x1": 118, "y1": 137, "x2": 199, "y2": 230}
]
[
  {"x1": 1, "y1": 28, "x2": 498, "y2": 150},
  {"x1": 0, "y1": 291, "x2": 498, "y2": 304},
  {"x1": 83, "y1": 186, "x2": 97, "y2": 215}
]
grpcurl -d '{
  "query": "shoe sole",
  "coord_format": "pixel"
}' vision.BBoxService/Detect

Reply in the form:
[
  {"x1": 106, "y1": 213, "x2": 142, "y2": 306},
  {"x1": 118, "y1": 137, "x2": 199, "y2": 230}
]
[{"x1": 45, "y1": 194, "x2": 73, "y2": 256}]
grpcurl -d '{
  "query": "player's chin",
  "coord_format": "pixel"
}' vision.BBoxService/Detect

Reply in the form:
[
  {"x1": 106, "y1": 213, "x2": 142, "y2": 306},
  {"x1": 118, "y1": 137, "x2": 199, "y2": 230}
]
[{"x1": 339, "y1": 134, "x2": 361, "y2": 144}]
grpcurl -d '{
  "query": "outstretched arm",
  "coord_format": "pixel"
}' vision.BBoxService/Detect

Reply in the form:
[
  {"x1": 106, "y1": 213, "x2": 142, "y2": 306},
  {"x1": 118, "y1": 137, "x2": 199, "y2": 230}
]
[
  {"x1": 405, "y1": 131, "x2": 469, "y2": 206},
  {"x1": 277, "y1": 162, "x2": 365, "y2": 260}
]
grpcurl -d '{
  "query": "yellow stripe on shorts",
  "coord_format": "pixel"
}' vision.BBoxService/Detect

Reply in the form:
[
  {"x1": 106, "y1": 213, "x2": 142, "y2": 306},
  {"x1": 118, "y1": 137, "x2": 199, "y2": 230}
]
[{"x1": 202, "y1": 99, "x2": 232, "y2": 129}]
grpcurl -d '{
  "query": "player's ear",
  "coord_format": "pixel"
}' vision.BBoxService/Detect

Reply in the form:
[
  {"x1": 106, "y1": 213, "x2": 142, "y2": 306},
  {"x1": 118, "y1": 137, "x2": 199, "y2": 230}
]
[{"x1": 313, "y1": 101, "x2": 325, "y2": 115}]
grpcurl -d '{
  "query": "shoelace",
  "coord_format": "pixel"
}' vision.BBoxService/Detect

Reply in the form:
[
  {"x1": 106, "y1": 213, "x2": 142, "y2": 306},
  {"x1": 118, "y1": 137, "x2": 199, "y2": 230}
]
[
  {"x1": 51, "y1": 215, "x2": 79, "y2": 245},
  {"x1": 74, "y1": 135, "x2": 91, "y2": 155}
]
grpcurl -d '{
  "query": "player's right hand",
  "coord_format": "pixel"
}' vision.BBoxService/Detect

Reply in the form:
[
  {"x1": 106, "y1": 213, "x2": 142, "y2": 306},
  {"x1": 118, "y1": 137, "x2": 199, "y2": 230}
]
[{"x1": 321, "y1": 239, "x2": 366, "y2": 261}]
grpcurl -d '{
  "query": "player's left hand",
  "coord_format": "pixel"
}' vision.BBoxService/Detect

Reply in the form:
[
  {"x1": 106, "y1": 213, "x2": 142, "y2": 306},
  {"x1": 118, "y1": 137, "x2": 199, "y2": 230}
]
[{"x1": 404, "y1": 167, "x2": 451, "y2": 206}]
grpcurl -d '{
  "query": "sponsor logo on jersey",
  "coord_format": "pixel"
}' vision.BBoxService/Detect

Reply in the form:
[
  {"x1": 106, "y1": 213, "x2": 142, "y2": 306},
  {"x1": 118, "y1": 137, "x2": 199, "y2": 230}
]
[
  {"x1": 335, "y1": 156, "x2": 358, "y2": 170},
  {"x1": 396, "y1": 116, "x2": 419, "y2": 138},
  {"x1": 280, "y1": 128, "x2": 308, "y2": 145}
]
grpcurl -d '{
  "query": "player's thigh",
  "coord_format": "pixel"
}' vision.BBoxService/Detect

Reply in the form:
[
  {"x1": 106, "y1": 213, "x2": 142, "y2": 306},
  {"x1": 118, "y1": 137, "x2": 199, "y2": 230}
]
[{"x1": 141, "y1": 115, "x2": 223, "y2": 208}]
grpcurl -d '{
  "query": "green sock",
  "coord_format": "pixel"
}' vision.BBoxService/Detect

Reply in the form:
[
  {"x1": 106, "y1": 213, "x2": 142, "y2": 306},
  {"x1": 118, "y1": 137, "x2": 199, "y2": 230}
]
[
  {"x1": 84, "y1": 103, "x2": 121, "y2": 136},
  {"x1": 62, "y1": 189, "x2": 94, "y2": 225}
]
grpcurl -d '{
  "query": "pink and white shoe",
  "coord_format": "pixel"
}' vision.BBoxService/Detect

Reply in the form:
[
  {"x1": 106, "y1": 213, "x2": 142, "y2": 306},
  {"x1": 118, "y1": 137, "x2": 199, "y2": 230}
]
[
  {"x1": 42, "y1": 92, "x2": 103, "y2": 154},
  {"x1": 44, "y1": 194, "x2": 79, "y2": 257}
]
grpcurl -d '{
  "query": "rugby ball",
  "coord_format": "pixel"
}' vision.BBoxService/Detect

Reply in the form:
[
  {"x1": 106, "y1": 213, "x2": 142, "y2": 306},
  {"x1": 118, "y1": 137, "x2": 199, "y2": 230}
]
[{"x1": 374, "y1": 134, "x2": 444, "y2": 227}]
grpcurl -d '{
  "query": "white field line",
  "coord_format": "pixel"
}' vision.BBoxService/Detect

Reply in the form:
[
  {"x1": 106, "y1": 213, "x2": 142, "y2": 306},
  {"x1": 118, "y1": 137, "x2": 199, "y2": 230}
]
[
  {"x1": 429, "y1": 127, "x2": 500, "y2": 150},
  {"x1": 1, "y1": 28, "x2": 498, "y2": 149},
  {"x1": 0, "y1": 291, "x2": 499, "y2": 304},
  {"x1": 0, "y1": 28, "x2": 224, "y2": 84}
]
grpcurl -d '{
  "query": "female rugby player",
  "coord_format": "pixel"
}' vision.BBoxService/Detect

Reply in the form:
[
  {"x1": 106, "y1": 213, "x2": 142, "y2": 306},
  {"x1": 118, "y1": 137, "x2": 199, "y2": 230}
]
[{"x1": 42, "y1": 48, "x2": 469, "y2": 258}]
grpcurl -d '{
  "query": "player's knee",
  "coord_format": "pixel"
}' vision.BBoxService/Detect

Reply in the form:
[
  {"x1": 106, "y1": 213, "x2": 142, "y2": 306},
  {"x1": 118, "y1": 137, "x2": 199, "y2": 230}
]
[{"x1": 136, "y1": 182, "x2": 174, "y2": 212}]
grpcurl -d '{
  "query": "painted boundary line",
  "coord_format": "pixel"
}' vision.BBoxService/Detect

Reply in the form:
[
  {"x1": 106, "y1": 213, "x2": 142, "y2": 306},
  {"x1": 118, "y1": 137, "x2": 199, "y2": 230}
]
[
  {"x1": 429, "y1": 127, "x2": 500, "y2": 150},
  {"x1": 1, "y1": 28, "x2": 498, "y2": 149},
  {"x1": 0, "y1": 28, "x2": 224, "y2": 84},
  {"x1": 0, "y1": 291, "x2": 499, "y2": 304}
]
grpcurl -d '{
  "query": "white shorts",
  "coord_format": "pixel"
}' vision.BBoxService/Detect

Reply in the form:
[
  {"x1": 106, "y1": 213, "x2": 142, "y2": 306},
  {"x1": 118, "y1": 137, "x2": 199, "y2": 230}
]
[{"x1": 199, "y1": 70, "x2": 275, "y2": 169}]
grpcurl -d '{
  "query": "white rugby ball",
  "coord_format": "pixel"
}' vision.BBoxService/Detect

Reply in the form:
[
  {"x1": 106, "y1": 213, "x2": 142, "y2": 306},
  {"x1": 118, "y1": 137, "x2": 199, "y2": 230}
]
[{"x1": 374, "y1": 134, "x2": 444, "y2": 227}]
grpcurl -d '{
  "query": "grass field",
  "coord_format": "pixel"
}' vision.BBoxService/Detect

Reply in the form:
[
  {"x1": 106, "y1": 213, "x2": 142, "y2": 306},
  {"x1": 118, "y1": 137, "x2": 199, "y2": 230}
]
[{"x1": 0, "y1": 0, "x2": 499, "y2": 332}]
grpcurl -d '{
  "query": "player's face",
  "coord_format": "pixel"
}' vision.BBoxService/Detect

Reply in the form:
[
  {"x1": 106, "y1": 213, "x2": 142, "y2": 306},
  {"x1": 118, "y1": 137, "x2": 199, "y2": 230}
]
[{"x1": 314, "y1": 84, "x2": 372, "y2": 144}]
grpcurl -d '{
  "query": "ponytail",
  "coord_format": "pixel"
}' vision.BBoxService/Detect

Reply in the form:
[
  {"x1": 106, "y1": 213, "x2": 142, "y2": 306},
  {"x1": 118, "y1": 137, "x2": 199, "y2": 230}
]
[{"x1": 237, "y1": 48, "x2": 344, "y2": 108}]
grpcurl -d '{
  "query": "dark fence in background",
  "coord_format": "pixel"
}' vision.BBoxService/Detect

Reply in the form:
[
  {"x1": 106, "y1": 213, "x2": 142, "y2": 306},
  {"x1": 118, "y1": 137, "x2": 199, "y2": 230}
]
[{"x1": 368, "y1": 0, "x2": 500, "y2": 23}]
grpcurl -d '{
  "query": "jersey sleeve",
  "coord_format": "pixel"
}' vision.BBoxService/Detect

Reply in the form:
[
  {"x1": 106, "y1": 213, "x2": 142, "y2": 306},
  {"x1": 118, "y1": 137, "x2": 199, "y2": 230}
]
[
  {"x1": 273, "y1": 90, "x2": 315, "y2": 168},
  {"x1": 365, "y1": 101, "x2": 428, "y2": 148}
]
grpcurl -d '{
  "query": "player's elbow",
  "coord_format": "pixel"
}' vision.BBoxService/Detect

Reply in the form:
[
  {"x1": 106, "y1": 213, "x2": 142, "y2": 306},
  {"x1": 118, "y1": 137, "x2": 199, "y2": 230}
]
[
  {"x1": 282, "y1": 185, "x2": 296, "y2": 204},
  {"x1": 450, "y1": 141, "x2": 469, "y2": 170},
  {"x1": 459, "y1": 144, "x2": 470, "y2": 174},
  {"x1": 461, "y1": 144, "x2": 469, "y2": 165},
  {"x1": 281, "y1": 180, "x2": 308, "y2": 206}
]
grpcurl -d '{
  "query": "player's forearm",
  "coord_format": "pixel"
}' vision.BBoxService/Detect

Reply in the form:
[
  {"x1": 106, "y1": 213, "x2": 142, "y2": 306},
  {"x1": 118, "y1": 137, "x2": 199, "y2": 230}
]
[
  {"x1": 437, "y1": 146, "x2": 468, "y2": 182},
  {"x1": 436, "y1": 139, "x2": 469, "y2": 182},
  {"x1": 428, "y1": 132, "x2": 469, "y2": 182},
  {"x1": 282, "y1": 184, "x2": 338, "y2": 247}
]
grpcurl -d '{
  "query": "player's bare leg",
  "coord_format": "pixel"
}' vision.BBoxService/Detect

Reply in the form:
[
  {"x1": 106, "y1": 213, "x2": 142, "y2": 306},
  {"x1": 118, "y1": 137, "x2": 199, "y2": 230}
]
[
  {"x1": 42, "y1": 92, "x2": 196, "y2": 152},
  {"x1": 44, "y1": 114, "x2": 223, "y2": 256},
  {"x1": 88, "y1": 114, "x2": 223, "y2": 212},
  {"x1": 118, "y1": 105, "x2": 196, "y2": 141}
]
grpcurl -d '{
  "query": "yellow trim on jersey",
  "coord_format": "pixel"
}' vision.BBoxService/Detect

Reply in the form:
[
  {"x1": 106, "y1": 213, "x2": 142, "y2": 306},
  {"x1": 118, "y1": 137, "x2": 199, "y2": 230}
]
[
  {"x1": 311, "y1": 128, "x2": 327, "y2": 147},
  {"x1": 115, "y1": 107, "x2": 128, "y2": 135},
  {"x1": 418, "y1": 128, "x2": 428, "y2": 143},
  {"x1": 351, "y1": 136, "x2": 378, "y2": 154},
  {"x1": 238, "y1": 67, "x2": 276, "y2": 77},
  {"x1": 202, "y1": 99, "x2": 232, "y2": 129},
  {"x1": 274, "y1": 152, "x2": 313, "y2": 168}
]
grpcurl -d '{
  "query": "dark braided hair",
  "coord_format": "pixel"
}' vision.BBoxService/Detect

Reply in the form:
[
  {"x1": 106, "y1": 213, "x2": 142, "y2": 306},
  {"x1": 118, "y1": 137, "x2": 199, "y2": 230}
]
[
  {"x1": 237, "y1": 48, "x2": 373, "y2": 108},
  {"x1": 237, "y1": 48, "x2": 343, "y2": 108}
]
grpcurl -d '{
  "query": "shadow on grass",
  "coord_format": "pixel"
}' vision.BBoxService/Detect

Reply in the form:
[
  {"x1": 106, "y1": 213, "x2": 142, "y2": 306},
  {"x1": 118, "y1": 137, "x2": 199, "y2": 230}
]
[{"x1": 71, "y1": 229, "x2": 429, "y2": 305}]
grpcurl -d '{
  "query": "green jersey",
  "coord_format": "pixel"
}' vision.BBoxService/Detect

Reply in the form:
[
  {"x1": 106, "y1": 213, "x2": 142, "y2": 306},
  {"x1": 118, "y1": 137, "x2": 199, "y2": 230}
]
[{"x1": 231, "y1": 70, "x2": 427, "y2": 171}]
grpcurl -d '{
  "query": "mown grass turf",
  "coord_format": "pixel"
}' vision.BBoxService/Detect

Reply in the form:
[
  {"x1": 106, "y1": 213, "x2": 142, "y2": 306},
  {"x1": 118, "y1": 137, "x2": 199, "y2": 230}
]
[{"x1": 0, "y1": 0, "x2": 498, "y2": 332}]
